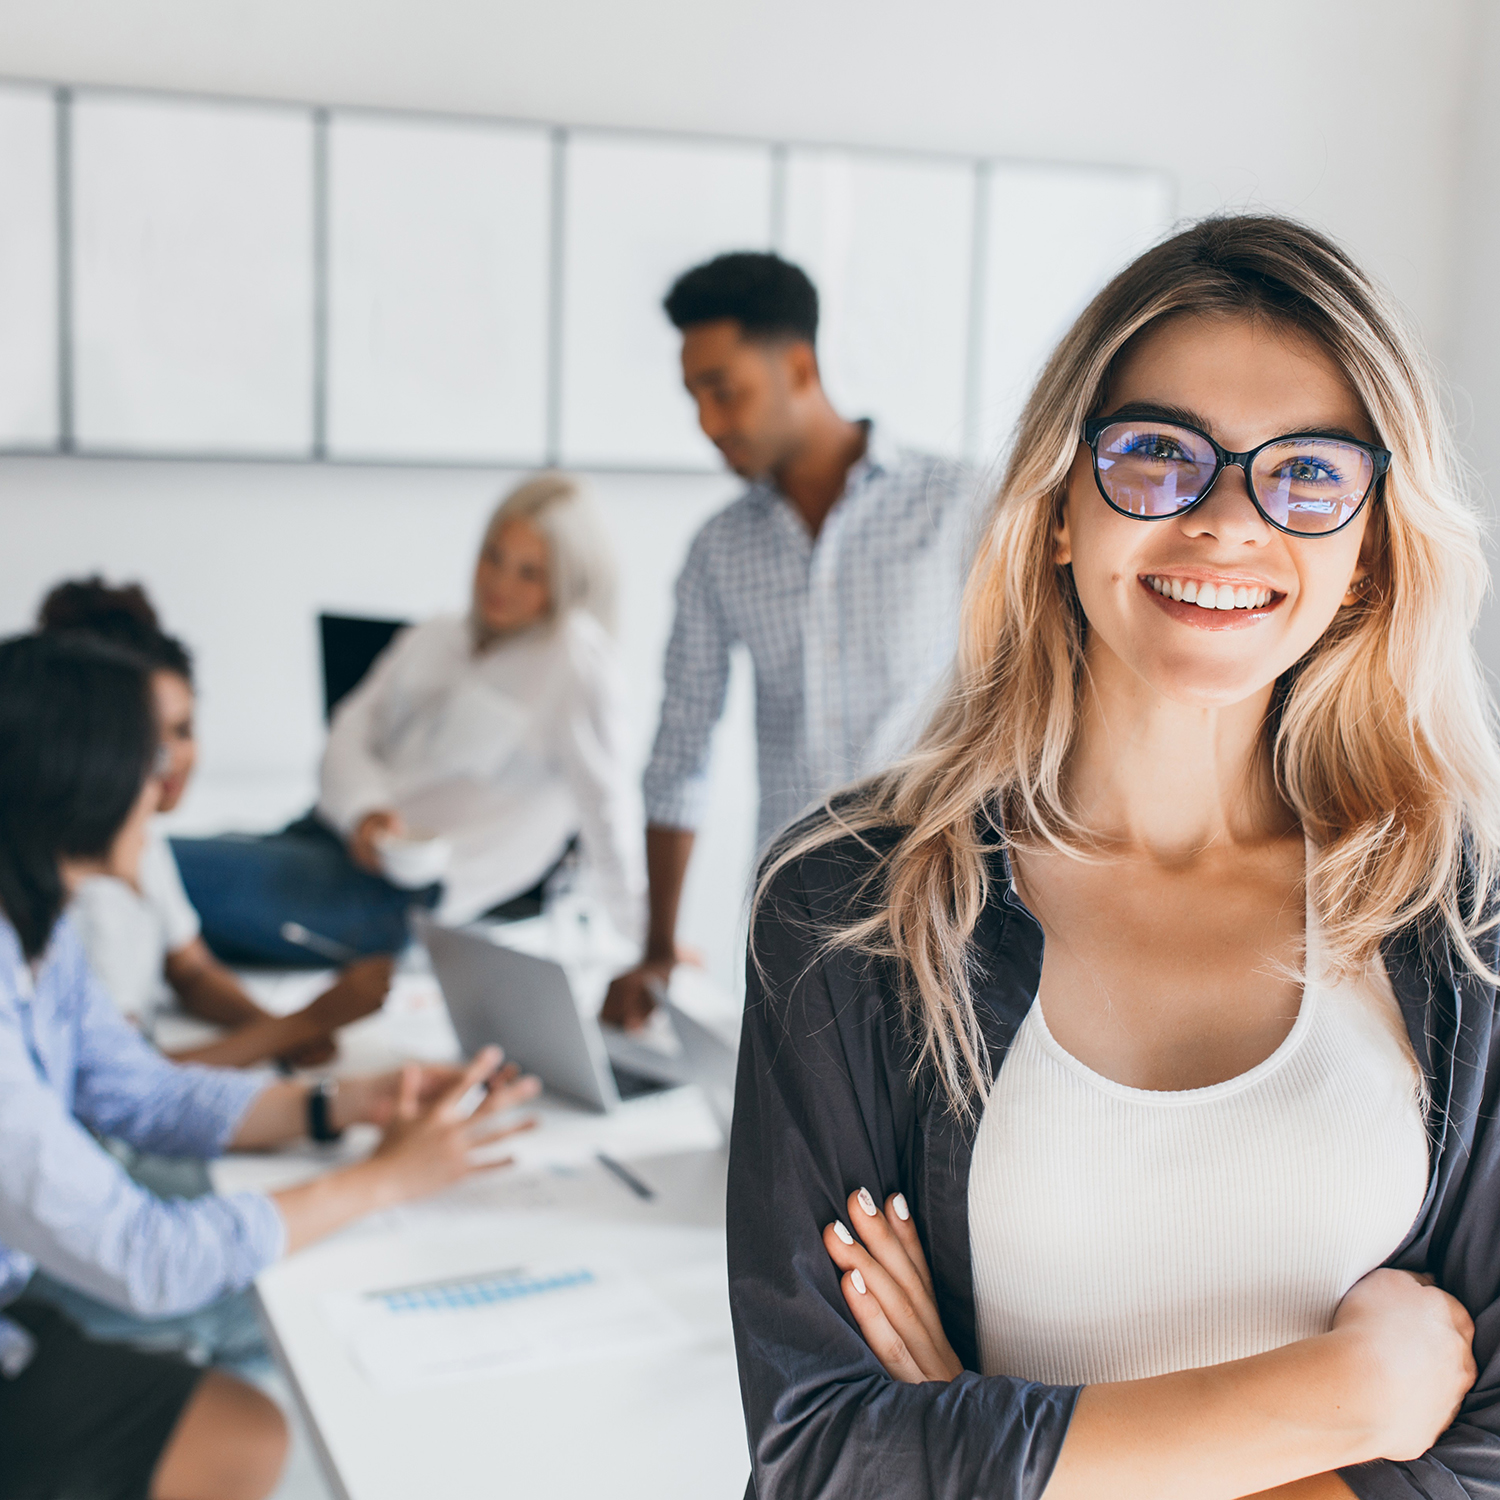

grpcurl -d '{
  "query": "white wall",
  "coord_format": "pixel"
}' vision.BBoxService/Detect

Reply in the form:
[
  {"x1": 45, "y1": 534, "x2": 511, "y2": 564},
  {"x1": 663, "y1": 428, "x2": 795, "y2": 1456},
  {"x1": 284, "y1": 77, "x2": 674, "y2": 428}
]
[
  {"x1": 0, "y1": 0, "x2": 1477, "y2": 338},
  {"x1": 1446, "y1": 0, "x2": 1500, "y2": 674},
  {"x1": 0, "y1": 0, "x2": 1494, "y2": 990}
]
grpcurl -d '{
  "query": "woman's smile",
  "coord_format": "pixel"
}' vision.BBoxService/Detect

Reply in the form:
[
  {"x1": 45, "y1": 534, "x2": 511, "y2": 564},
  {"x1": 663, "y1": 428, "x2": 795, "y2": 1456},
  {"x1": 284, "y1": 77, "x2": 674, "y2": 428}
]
[{"x1": 1138, "y1": 571, "x2": 1285, "y2": 629}]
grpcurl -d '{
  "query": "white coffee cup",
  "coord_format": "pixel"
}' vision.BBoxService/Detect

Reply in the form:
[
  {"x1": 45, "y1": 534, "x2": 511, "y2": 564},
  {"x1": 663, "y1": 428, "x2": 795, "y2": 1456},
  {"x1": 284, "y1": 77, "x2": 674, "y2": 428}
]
[{"x1": 375, "y1": 832, "x2": 452, "y2": 890}]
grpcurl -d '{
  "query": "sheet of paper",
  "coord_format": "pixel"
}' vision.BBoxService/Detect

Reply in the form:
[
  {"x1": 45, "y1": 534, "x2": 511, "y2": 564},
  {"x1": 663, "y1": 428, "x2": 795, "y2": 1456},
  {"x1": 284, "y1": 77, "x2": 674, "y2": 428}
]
[{"x1": 321, "y1": 1257, "x2": 689, "y2": 1391}]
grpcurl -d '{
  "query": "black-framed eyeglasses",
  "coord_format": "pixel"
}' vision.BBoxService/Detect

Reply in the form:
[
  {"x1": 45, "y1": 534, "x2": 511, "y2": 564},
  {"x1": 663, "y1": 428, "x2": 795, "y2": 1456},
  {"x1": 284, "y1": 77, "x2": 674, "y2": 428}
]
[{"x1": 1081, "y1": 412, "x2": 1390, "y2": 538}]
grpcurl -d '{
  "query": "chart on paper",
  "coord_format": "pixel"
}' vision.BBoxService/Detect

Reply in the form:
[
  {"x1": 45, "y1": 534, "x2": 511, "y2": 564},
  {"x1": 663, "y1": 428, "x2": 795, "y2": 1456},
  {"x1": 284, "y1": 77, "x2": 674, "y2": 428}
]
[{"x1": 321, "y1": 1258, "x2": 691, "y2": 1391}]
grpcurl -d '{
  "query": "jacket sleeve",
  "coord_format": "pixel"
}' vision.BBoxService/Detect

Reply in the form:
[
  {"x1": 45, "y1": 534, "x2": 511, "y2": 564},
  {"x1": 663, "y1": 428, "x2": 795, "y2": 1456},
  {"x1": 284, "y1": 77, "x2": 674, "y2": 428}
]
[
  {"x1": 0, "y1": 941, "x2": 284, "y2": 1318},
  {"x1": 727, "y1": 854, "x2": 1078, "y2": 1499},
  {"x1": 1342, "y1": 941, "x2": 1500, "y2": 1500}
]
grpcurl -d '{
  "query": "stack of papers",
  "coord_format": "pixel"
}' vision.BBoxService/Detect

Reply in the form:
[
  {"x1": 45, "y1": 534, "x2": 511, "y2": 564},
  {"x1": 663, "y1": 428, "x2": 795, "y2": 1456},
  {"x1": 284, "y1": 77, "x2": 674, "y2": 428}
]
[{"x1": 321, "y1": 1257, "x2": 689, "y2": 1391}]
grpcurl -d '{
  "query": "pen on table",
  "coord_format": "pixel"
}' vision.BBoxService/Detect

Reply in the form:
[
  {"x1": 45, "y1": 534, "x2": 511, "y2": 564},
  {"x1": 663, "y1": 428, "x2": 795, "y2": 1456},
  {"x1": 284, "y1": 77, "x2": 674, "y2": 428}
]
[
  {"x1": 596, "y1": 1151, "x2": 655, "y2": 1201},
  {"x1": 280, "y1": 921, "x2": 358, "y2": 964}
]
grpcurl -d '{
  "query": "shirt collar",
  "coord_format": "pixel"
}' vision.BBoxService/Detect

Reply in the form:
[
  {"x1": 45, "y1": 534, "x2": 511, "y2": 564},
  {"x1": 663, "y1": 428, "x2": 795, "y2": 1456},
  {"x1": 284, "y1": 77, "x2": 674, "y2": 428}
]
[{"x1": 749, "y1": 418, "x2": 894, "y2": 516}]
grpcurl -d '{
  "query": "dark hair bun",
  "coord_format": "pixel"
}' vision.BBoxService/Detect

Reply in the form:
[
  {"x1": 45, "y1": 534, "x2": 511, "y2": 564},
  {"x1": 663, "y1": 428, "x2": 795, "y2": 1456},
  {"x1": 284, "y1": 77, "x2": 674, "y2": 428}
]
[{"x1": 37, "y1": 575, "x2": 194, "y2": 684}]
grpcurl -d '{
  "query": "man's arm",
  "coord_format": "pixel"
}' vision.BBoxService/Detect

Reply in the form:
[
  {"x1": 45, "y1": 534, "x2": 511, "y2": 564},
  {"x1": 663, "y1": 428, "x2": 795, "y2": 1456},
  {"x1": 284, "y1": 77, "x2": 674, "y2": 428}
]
[
  {"x1": 601, "y1": 826, "x2": 695, "y2": 1028},
  {"x1": 165, "y1": 937, "x2": 272, "y2": 1029},
  {"x1": 606, "y1": 523, "x2": 734, "y2": 1028},
  {"x1": 166, "y1": 957, "x2": 393, "y2": 1069}
]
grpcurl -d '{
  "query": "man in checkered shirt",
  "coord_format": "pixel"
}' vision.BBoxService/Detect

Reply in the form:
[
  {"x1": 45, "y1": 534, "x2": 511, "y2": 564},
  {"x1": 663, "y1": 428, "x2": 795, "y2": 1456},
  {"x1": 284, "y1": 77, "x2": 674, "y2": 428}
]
[{"x1": 603, "y1": 252, "x2": 976, "y2": 1028}]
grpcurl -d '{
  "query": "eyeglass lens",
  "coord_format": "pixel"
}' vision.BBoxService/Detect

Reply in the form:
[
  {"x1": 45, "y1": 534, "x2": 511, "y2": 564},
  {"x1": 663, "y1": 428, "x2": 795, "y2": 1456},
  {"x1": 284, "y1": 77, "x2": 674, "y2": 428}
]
[{"x1": 1093, "y1": 420, "x2": 1373, "y2": 535}]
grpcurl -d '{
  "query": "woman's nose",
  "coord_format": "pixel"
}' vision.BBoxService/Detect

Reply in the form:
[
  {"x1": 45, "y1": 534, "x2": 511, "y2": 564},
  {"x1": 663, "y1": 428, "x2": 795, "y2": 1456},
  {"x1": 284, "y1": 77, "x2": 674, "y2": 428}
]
[{"x1": 1180, "y1": 461, "x2": 1271, "y2": 543}]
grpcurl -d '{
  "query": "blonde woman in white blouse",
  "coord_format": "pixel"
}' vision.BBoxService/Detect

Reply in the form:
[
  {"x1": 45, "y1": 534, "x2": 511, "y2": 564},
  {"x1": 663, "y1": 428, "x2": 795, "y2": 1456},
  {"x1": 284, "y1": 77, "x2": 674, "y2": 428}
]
[
  {"x1": 321, "y1": 473, "x2": 646, "y2": 940},
  {"x1": 175, "y1": 474, "x2": 645, "y2": 965}
]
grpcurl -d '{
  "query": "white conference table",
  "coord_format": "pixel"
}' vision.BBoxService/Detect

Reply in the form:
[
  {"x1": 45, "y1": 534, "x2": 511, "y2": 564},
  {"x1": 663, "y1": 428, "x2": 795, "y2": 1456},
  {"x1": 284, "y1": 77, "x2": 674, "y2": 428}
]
[{"x1": 204, "y1": 938, "x2": 751, "y2": 1500}]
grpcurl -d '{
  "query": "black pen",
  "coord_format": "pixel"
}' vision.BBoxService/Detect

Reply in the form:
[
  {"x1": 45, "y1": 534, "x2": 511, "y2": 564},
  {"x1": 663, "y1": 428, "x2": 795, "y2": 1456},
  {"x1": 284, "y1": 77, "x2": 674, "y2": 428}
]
[{"x1": 596, "y1": 1151, "x2": 655, "y2": 1201}]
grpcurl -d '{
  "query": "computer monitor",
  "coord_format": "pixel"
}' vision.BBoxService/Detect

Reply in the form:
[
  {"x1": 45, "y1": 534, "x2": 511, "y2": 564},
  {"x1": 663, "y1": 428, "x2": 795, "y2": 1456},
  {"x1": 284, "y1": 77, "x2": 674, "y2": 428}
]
[{"x1": 318, "y1": 612, "x2": 407, "y2": 722}]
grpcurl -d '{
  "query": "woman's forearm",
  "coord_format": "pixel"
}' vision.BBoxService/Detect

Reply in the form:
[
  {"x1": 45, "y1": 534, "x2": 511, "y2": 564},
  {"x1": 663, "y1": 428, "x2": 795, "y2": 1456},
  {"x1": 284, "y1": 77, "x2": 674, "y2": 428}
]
[
  {"x1": 1244, "y1": 1476, "x2": 1356, "y2": 1499},
  {"x1": 229, "y1": 1080, "x2": 313, "y2": 1148},
  {"x1": 270, "y1": 1158, "x2": 396, "y2": 1253},
  {"x1": 1043, "y1": 1331, "x2": 1374, "y2": 1500}
]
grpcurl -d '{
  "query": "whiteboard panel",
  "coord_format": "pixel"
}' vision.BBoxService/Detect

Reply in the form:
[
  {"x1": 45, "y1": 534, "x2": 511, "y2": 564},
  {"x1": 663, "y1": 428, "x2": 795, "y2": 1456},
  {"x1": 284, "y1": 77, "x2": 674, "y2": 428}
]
[
  {"x1": 559, "y1": 134, "x2": 773, "y2": 468},
  {"x1": 782, "y1": 150, "x2": 973, "y2": 456},
  {"x1": 326, "y1": 114, "x2": 551, "y2": 463},
  {"x1": 974, "y1": 166, "x2": 1173, "y2": 461},
  {"x1": 0, "y1": 85, "x2": 58, "y2": 447},
  {"x1": 71, "y1": 93, "x2": 314, "y2": 454}
]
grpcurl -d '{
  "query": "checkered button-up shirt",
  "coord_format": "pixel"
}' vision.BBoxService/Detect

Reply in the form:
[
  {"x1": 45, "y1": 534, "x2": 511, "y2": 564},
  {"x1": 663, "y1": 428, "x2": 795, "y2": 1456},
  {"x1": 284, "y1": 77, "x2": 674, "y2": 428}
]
[{"x1": 643, "y1": 426, "x2": 977, "y2": 851}]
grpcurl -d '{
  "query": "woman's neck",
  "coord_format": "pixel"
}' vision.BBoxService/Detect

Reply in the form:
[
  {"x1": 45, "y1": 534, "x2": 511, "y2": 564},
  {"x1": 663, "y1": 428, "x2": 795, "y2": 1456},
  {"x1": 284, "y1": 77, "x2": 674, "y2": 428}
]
[{"x1": 1064, "y1": 642, "x2": 1294, "y2": 857}]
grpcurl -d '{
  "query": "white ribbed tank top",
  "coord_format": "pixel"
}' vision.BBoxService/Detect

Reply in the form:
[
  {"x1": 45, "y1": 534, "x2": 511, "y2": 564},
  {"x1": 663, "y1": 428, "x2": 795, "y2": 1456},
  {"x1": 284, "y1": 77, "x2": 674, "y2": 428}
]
[{"x1": 969, "y1": 887, "x2": 1429, "y2": 1385}]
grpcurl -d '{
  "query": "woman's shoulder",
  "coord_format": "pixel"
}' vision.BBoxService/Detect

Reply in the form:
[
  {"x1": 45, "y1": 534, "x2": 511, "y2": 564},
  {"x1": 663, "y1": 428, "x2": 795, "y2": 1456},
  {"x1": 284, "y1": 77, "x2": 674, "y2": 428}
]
[{"x1": 756, "y1": 802, "x2": 908, "y2": 938}]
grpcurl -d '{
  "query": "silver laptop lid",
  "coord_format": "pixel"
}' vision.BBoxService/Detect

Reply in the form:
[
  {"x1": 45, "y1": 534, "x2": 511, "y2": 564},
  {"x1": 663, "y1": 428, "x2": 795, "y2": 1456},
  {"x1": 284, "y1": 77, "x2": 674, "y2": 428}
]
[{"x1": 420, "y1": 919, "x2": 620, "y2": 1113}]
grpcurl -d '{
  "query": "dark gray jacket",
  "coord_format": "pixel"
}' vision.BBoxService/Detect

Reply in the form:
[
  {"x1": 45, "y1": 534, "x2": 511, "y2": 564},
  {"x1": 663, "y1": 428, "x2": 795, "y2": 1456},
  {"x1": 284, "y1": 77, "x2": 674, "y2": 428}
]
[{"x1": 728, "y1": 825, "x2": 1500, "y2": 1499}]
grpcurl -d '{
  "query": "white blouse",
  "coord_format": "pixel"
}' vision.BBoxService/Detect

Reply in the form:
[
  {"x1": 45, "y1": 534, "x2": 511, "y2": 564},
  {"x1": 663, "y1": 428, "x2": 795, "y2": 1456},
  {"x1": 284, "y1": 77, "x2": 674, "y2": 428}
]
[
  {"x1": 318, "y1": 611, "x2": 645, "y2": 937},
  {"x1": 968, "y1": 890, "x2": 1429, "y2": 1385},
  {"x1": 71, "y1": 826, "x2": 202, "y2": 1027}
]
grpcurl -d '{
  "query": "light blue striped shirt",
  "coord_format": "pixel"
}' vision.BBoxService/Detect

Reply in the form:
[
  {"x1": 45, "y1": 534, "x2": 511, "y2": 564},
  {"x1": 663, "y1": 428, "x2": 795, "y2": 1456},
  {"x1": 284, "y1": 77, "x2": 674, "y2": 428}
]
[{"x1": 0, "y1": 912, "x2": 284, "y2": 1329}]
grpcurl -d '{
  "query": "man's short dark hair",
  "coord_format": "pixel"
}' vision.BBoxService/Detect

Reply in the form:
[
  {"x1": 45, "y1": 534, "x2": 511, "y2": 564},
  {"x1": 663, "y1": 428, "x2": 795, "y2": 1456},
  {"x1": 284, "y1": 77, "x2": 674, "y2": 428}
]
[{"x1": 663, "y1": 252, "x2": 818, "y2": 345}]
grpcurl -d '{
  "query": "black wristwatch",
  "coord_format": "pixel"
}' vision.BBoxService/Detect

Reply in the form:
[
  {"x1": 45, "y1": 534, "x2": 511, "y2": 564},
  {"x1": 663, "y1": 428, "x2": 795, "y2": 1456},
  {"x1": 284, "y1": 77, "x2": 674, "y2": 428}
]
[{"x1": 307, "y1": 1077, "x2": 343, "y2": 1143}]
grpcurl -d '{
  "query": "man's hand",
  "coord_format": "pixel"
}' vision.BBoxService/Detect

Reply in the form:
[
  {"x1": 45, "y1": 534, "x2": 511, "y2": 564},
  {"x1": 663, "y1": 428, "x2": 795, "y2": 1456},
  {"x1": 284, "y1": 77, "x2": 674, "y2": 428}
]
[
  {"x1": 304, "y1": 955, "x2": 394, "y2": 1033},
  {"x1": 600, "y1": 944, "x2": 703, "y2": 1031},
  {"x1": 601, "y1": 956, "x2": 674, "y2": 1030},
  {"x1": 349, "y1": 810, "x2": 405, "y2": 875}
]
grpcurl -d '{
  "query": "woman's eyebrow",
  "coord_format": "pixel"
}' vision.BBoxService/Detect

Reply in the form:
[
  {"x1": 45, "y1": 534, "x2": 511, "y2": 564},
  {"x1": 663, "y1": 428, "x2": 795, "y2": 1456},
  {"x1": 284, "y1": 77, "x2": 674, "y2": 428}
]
[
  {"x1": 1101, "y1": 400, "x2": 1212, "y2": 430},
  {"x1": 1101, "y1": 401, "x2": 1371, "y2": 446}
]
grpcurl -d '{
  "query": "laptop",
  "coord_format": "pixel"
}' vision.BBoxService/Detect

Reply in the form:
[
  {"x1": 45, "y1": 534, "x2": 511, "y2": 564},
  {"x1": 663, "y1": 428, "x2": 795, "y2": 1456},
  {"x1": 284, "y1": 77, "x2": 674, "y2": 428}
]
[{"x1": 420, "y1": 920, "x2": 734, "y2": 1114}]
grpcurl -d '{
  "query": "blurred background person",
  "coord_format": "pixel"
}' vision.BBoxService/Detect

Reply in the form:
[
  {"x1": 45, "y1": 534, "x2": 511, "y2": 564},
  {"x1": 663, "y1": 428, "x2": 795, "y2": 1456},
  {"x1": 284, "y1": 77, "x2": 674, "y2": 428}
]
[
  {"x1": 0, "y1": 631, "x2": 538, "y2": 1498},
  {"x1": 38, "y1": 578, "x2": 392, "y2": 1069},
  {"x1": 604, "y1": 252, "x2": 976, "y2": 1029},
  {"x1": 172, "y1": 472, "x2": 645, "y2": 966}
]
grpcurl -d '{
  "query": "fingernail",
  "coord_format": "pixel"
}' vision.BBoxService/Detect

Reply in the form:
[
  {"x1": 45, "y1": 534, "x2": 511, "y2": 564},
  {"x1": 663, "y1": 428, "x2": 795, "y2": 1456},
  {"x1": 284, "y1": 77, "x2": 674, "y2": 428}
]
[
  {"x1": 850, "y1": 1268, "x2": 866, "y2": 1294},
  {"x1": 893, "y1": 1193, "x2": 910, "y2": 1221},
  {"x1": 857, "y1": 1187, "x2": 878, "y2": 1217},
  {"x1": 833, "y1": 1220, "x2": 854, "y2": 1245}
]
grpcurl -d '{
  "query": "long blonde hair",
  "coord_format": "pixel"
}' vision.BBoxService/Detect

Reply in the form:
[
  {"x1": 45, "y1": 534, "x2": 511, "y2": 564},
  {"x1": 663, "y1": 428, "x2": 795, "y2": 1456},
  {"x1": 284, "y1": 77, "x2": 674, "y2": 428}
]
[
  {"x1": 473, "y1": 471, "x2": 617, "y2": 641},
  {"x1": 759, "y1": 214, "x2": 1500, "y2": 1118}
]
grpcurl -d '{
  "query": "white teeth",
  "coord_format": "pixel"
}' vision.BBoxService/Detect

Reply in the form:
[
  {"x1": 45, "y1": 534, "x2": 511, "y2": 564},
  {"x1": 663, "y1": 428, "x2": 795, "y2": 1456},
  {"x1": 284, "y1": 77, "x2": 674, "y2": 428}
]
[{"x1": 1147, "y1": 576, "x2": 1275, "y2": 611}]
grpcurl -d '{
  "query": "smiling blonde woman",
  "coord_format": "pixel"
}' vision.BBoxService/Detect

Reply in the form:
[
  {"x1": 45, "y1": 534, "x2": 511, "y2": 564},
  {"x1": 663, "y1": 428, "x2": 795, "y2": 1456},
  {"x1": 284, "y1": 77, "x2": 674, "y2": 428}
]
[{"x1": 728, "y1": 216, "x2": 1500, "y2": 1500}]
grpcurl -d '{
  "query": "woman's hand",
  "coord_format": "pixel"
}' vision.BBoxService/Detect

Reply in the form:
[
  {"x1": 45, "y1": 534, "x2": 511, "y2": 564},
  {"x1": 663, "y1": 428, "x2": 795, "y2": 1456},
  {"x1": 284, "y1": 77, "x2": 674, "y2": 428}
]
[
  {"x1": 823, "y1": 1187, "x2": 964, "y2": 1383},
  {"x1": 1330, "y1": 1267, "x2": 1475, "y2": 1460},
  {"x1": 349, "y1": 809, "x2": 405, "y2": 874},
  {"x1": 271, "y1": 1047, "x2": 541, "y2": 1253},
  {"x1": 363, "y1": 1046, "x2": 540, "y2": 1206},
  {"x1": 335, "y1": 1055, "x2": 533, "y2": 1131}
]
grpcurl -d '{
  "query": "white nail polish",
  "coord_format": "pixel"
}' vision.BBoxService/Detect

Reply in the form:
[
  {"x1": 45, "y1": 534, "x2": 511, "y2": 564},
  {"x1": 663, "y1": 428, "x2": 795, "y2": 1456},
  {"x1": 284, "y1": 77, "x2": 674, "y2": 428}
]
[
  {"x1": 857, "y1": 1187, "x2": 878, "y2": 1217},
  {"x1": 892, "y1": 1193, "x2": 910, "y2": 1221},
  {"x1": 833, "y1": 1220, "x2": 854, "y2": 1245},
  {"x1": 851, "y1": 1268, "x2": 866, "y2": 1294}
]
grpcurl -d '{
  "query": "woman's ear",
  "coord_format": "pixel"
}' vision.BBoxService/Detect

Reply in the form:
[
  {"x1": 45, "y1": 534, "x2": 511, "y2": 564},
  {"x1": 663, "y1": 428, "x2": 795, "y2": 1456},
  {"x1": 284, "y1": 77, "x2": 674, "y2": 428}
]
[
  {"x1": 1342, "y1": 516, "x2": 1383, "y2": 606},
  {"x1": 1053, "y1": 501, "x2": 1073, "y2": 567}
]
